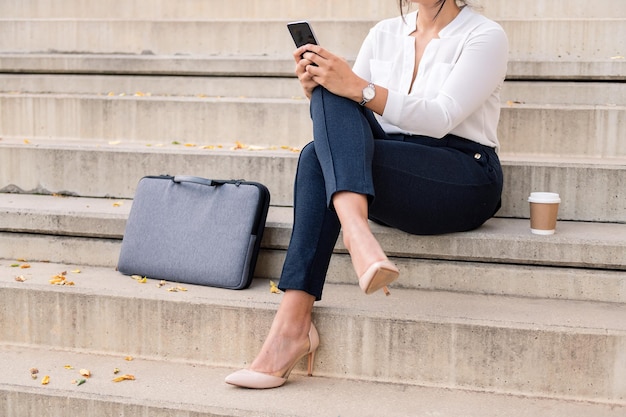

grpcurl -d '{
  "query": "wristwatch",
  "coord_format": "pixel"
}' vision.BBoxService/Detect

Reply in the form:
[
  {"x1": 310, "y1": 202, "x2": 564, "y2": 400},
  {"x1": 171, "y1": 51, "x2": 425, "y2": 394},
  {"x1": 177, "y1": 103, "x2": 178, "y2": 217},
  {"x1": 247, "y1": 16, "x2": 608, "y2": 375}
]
[{"x1": 359, "y1": 83, "x2": 376, "y2": 106}]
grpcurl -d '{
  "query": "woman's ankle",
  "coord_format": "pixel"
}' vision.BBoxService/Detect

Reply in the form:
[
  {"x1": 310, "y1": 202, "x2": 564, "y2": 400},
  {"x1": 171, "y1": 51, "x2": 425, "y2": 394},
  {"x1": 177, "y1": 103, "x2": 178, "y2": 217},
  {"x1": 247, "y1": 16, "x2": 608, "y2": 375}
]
[
  {"x1": 250, "y1": 317, "x2": 313, "y2": 373},
  {"x1": 343, "y1": 228, "x2": 387, "y2": 277}
]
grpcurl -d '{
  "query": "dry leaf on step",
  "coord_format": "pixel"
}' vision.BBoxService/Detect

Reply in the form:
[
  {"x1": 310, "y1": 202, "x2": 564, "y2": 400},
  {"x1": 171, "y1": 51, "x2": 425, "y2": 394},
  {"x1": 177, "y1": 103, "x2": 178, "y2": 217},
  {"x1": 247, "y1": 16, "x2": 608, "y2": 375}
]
[
  {"x1": 269, "y1": 280, "x2": 281, "y2": 294},
  {"x1": 112, "y1": 374, "x2": 135, "y2": 382}
]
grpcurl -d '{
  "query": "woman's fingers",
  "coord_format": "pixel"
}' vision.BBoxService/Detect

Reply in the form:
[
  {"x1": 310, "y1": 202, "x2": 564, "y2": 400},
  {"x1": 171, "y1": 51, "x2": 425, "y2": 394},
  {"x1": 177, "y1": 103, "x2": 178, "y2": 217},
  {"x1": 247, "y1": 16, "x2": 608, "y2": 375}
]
[
  {"x1": 295, "y1": 44, "x2": 326, "y2": 57},
  {"x1": 293, "y1": 44, "x2": 343, "y2": 98},
  {"x1": 293, "y1": 54, "x2": 319, "y2": 98}
]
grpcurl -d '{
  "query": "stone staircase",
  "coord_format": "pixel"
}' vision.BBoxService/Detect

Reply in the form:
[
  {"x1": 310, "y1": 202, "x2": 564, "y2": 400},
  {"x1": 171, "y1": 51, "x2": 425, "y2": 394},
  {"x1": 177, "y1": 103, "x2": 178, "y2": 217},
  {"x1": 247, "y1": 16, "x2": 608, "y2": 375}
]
[{"x1": 1, "y1": 1, "x2": 625, "y2": 416}]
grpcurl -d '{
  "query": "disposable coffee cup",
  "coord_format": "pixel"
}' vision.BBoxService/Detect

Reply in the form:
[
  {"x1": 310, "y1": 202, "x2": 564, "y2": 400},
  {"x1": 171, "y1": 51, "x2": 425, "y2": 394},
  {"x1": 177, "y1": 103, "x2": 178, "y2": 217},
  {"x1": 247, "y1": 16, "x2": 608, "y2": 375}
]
[{"x1": 528, "y1": 192, "x2": 561, "y2": 235}]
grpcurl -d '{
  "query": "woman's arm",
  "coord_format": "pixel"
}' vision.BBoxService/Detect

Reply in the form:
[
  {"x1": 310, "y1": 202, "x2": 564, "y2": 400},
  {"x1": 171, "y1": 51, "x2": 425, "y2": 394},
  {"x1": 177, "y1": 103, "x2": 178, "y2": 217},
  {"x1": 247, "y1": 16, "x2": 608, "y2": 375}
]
[{"x1": 296, "y1": 44, "x2": 390, "y2": 114}]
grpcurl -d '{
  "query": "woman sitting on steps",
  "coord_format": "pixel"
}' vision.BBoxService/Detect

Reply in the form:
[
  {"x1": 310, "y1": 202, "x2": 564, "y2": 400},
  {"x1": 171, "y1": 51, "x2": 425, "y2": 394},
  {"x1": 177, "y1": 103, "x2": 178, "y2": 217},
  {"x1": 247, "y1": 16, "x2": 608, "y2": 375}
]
[{"x1": 226, "y1": 0, "x2": 508, "y2": 389}]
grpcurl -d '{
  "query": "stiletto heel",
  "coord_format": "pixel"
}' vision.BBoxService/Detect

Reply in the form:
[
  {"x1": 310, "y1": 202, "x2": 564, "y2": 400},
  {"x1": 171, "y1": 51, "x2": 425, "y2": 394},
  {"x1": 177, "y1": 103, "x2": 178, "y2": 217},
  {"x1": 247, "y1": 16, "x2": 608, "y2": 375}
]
[
  {"x1": 307, "y1": 350, "x2": 315, "y2": 376},
  {"x1": 306, "y1": 323, "x2": 319, "y2": 376},
  {"x1": 359, "y1": 260, "x2": 399, "y2": 295},
  {"x1": 225, "y1": 323, "x2": 320, "y2": 389}
]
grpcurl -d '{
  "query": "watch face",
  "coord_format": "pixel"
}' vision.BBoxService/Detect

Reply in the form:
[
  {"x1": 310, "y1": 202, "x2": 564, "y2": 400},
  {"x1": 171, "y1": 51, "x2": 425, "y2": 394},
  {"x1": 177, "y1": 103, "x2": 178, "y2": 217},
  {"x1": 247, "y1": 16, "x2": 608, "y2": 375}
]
[{"x1": 364, "y1": 85, "x2": 375, "y2": 100}]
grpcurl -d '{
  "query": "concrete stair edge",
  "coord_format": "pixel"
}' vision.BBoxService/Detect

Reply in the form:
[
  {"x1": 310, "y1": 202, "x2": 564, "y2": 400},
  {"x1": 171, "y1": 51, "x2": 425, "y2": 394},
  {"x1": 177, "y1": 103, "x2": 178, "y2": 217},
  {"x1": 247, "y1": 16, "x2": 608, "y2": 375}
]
[
  {"x1": 1, "y1": 0, "x2": 625, "y2": 19},
  {"x1": 1, "y1": 144, "x2": 625, "y2": 222},
  {"x1": 1, "y1": 192, "x2": 626, "y2": 304},
  {"x1": 1, "y1": 344, "x2": 624, "y2": 417},
  {"x1": 3, "y1": 74, "x2": 626, "y2": 106},
  {"x1": 1, "y1": 53, "x2": 625, "y2": 80},
  {"x1": 0, "y1": 19, "x2": 623, "y2": 61},
  {"x1": 1, "y1": 193, "x2": 625, "y2": 271},
  {"x1": 1, "y1": 91, "x2": 625, "y2": 159},
  {"x1": 2, "y1": 231, "x2": 626, "y2": 305}
]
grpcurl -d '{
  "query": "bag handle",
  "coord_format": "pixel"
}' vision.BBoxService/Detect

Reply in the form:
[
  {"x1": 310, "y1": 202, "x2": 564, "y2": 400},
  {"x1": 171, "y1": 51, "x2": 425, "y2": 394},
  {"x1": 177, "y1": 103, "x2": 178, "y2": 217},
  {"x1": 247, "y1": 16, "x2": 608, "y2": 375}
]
[{"x1": 173, "y1": 175, "x2": 241, "y2": 187}]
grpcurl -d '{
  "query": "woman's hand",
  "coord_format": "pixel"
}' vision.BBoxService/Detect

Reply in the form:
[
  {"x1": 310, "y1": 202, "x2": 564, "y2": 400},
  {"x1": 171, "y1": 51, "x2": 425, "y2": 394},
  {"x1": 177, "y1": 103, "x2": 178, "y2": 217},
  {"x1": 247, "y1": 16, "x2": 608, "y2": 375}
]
[
  {"x1": 293, "y1": 44, "x2": 364, "y2": 101},
  {"x1": 293, "y1": 45, "x2": 320, "y2": 99}
]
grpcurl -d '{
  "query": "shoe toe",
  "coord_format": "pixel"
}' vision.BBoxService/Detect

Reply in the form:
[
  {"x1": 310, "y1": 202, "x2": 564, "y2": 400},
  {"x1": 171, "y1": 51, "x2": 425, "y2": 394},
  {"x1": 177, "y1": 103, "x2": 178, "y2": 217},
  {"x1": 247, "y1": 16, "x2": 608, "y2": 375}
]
[{"x1": 225, "y1": 369, "x2": 287, "y2": 389}]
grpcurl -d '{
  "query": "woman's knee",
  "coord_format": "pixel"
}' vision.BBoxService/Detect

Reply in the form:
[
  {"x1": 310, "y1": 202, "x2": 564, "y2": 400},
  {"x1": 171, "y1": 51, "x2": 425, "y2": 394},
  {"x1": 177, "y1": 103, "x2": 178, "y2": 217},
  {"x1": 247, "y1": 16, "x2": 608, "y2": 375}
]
[
  {"x1": 299, "y1": 141, "x2": 317, "y2": 164},
  {"x1": 295, "y1": 141, "x2": 322, "y2": 182}
]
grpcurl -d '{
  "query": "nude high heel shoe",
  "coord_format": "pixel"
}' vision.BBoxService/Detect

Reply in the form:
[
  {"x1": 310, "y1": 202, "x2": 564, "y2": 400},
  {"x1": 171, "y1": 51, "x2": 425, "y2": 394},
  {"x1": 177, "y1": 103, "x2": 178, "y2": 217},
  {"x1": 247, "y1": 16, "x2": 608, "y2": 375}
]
[
  {"x1": 224, "y1": 323, "x2": 320, "y2": 389},
  {"x1": 359, "y1": 260, "x2": 399, "y2": 295}
]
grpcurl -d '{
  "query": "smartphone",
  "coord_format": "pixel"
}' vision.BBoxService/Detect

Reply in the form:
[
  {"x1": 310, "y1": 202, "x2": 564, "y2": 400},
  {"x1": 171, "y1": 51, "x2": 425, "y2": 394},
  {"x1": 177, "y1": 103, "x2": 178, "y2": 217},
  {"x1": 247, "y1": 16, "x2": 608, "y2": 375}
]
[{"x1": 287, "y1": 21, "x2": 319, "y2": 48}]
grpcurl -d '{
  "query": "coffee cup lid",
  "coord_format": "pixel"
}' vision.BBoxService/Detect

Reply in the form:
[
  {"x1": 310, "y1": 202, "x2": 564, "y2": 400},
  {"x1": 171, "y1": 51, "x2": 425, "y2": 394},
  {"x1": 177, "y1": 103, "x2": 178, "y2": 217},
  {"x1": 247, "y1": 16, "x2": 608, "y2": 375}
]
[{"x1": 528, "y1": 192, "x2": 561, "y2": 204}]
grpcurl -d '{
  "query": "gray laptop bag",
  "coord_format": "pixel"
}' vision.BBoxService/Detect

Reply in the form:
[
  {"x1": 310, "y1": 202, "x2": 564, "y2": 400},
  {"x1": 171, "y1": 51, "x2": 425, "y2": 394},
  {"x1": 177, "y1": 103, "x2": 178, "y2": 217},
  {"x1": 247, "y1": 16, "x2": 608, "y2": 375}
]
[{"x1": 118, "y1": 175, "x2": 270, "y2": 289}]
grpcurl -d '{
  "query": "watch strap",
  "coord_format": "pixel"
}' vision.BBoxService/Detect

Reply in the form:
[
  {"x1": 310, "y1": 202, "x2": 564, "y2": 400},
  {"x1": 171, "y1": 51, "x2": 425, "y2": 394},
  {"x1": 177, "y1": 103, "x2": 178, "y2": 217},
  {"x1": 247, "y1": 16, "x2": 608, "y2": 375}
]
[{"x1": 359, "y1": 83, "x2": 375, "y2": 106}]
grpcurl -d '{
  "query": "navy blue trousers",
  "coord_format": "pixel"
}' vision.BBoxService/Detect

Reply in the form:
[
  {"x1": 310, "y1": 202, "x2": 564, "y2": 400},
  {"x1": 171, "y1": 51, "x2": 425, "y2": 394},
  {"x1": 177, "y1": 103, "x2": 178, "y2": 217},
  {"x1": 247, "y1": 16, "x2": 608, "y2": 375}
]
[{"x1": 278, "y1": 87, "x2": 503, "y2": 300}]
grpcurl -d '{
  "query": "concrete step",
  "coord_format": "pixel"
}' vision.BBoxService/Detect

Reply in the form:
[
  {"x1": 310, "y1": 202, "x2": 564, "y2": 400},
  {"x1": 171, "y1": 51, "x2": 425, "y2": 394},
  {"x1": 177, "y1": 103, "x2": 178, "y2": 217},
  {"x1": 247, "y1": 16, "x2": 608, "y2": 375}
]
[
  {"x1": 3, "y1": 75, "x2": 626, "y2": 106},
  {"x1": 1, "y1": 345, "x2": 624, "y2": 417},
  {"x1": 0, "y1": 53, "x2": 301, "y2": 77},
  {"x1": 2, "y1": 52, "x2": 624, "y2": 81},
  {"x1": 0, "y1": 0, "x2": 408, "y2": 20},
  {"x1": 481, "y1": 0, "x2": 626, "y2": 19},
  {"x1": 498, "y1": 102, "x2": 626, "y2": 158},
  {"x1": 1, "y1": 19, "x2": 623, "y2": 64},
  {"x1": 2, "y1": 0, "x2": 625, "y2": 19},
  {"x1": 0, "y1": 91, "x2": 624, "y2": 158},
  {"x1": 1, "y1": 260, "x2": 625, "y2": 403},
  {"x1": 1, "y1": 142, "x2": 625, "y2": 222},
  {"x1": 503, "y1": 81, "x2": 626, "y2": 106},
  {"x1": 1, "y1": 193, "x2": 625, "y2": 304},
  {"x1": 0, "y1": 19, "x2": 366, "y2": 57},
  {"x1": 0, "y1": 93, "x2": 316, "y2": 150},
  {"x1": 0, "y1": 73, "x2": 305, "y2": 99},
  {"x1": 3, "y1": 230, "x2": 625, "y2": 305}
]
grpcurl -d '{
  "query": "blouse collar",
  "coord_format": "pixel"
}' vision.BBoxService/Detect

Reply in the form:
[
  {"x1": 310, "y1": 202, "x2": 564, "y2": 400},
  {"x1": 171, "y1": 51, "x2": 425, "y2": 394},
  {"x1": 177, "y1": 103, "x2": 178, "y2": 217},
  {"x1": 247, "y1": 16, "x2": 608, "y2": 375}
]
[{"x1": 402, "y1": 6, "x2": 471, "y2": 37}]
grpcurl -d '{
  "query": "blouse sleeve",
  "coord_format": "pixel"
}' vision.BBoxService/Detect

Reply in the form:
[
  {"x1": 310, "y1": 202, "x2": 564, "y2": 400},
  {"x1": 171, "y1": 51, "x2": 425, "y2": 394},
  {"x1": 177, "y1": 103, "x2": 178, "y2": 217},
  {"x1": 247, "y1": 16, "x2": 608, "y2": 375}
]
[{"x1": 382, "y1": 25, "x2": 509, "y2": 138}]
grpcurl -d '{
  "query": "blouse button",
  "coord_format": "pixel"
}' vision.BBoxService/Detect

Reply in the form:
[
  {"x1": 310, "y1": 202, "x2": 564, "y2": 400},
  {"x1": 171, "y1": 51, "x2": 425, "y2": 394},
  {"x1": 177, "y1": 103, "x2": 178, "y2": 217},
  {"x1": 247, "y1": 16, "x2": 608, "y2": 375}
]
[{"x1": 474, "y1": 153, "x2": 482, "y2": 160}]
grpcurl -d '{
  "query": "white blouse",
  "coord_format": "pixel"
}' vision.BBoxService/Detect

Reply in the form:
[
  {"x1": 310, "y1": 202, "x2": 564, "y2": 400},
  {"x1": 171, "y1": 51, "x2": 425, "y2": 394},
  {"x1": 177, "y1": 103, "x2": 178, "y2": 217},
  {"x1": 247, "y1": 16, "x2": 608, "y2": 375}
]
[{"x1": 352, "y1": 6, "x2": 509, "y2": 150}]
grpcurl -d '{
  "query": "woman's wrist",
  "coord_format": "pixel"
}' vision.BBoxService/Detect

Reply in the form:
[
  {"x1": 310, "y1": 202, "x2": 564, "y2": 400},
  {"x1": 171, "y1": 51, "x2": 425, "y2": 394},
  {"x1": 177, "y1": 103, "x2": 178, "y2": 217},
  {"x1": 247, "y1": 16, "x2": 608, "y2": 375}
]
[{"x1": 353, "y1": 79, "x2": 370, "y2": 103}]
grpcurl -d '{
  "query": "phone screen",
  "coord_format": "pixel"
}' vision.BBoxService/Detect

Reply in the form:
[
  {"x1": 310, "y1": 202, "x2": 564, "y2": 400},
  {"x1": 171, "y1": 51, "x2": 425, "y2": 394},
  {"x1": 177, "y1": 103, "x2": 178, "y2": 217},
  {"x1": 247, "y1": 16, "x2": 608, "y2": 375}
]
[{"x1": 287, "y1": 21, "x2": 319, "y2": 48}]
